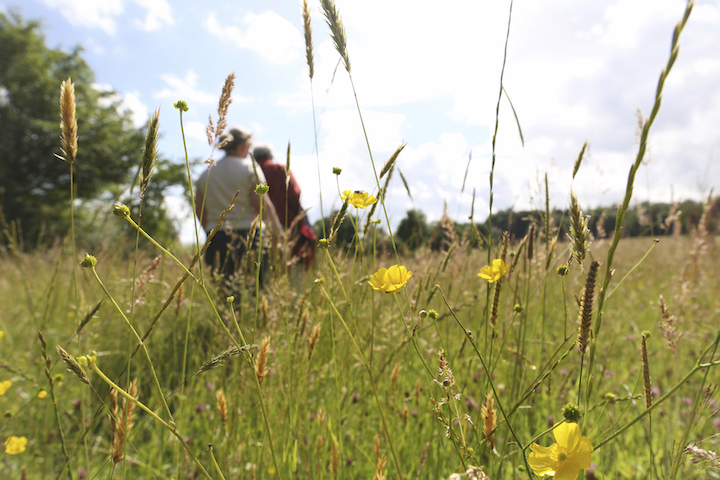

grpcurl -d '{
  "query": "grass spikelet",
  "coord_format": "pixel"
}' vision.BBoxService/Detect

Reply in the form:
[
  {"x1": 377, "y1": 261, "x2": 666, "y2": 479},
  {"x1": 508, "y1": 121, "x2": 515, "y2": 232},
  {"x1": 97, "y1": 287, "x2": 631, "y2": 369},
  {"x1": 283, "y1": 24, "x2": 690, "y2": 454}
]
[
  {"x1": 417, "y1": 442, "x2": 429, "y2": 478},
  {"x1": 380, "y1": 142, "x2": 407, "y2": 179},
  {"x1": 374, "y1": 433, "x2": 381, "y2": 459},
  {"x1": 135, "y1": 255, "x2": 161, "y2": 289},
  {"x1": 578, "y1": 260, "x2": 600, "y2": 354},
  {"x1": 216, "y1": 72, "x2": 236, "y2": 138},
  {"x1": 216, "y1": 389, "x2": 228, "y2": 425},
  {"x1": 108, "y1": 389, "x2": 119, "y2": 460},
  {"x1": 55, "y1": 345, "x2": 89, "y2": 384},
  {"x1": 481, "y1": 392, "x2": 497, "y2": 451},
  {"x1": 140, "y1": 107, "x2": 160, "y2": 195},
  {"x1": 572, "y1": 139, "x2": 588, "y2": 179},
  {"x1": 255, "y1": 336, "x2": 270, "y2": 384},
  {"x1": 489, "y1": 276, "x2": 503, "y2": 330},
  {"x1": 58, "y1": 78, "x2": 78, "y2": 164},
  {"x1": 77, "y1": 298, "x2": 103, "y2": 334},
  {"x1": 320, "y1": 0, "x2": 350, "y2": 73},
  {"x1": 112, "y1": 378, "x2": 138, "y2": 463},
  {"x1": 527, "y1": 224, "x2": 535, "y2": 261},
  {"x1": 568, "y1": 190, "x2": 591, "y2": 268},
  {"x1": 206, "y1": 115, "x2": 214, "y2": 146},
  {"x1": 307, "y1": 323, "x2": 321, "y2": 360},
  {"x1": 301, "y1": 0, "x2": 314, "y2": 79},
  {"x1": 195, "y1": 343, "x2": 254, "y2": 375},
  {"x1": 500, "y1": 231, "x2": 510, "y2": 263},
  {"x1": 398, "y1": 168, "x2": 413, "y2": 201},
  {"x1": 373, "y1": 453, "x2": 387, "y2": 480},
  {"x1": 659, "y1": 295, "x2": 682, "y2": 355},
  {"x1": 641, "y1": 331, "x2": 652, "y2": 409},
  {"x1": 329, "y1": 199, "x2": 349, "y2": 242}
]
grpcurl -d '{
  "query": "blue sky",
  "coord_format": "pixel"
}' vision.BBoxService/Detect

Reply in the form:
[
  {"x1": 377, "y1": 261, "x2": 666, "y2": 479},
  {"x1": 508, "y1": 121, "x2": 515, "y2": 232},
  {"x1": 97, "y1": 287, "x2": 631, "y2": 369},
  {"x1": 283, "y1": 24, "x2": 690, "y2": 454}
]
[{"x1": 3, "y1": 0, "x2": 719, "y2": 243}]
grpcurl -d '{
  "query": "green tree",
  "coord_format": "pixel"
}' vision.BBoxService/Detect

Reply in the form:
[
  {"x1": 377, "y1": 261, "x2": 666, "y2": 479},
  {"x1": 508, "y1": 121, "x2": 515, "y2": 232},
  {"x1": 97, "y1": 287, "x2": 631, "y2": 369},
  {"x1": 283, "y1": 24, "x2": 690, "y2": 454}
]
[
  {"x1": 397, "y1": 208, "x2": 428, "y2": 250},
  {"x1": 0, "y1": 12, "x2": 146, "y2": 247}
]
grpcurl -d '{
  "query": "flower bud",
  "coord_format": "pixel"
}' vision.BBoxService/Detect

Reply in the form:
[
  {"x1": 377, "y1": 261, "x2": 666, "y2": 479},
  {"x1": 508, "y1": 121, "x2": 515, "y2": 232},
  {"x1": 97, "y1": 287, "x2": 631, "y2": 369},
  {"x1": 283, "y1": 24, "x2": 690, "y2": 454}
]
[
  {"x1": 81, "y1": 254, "x2": 97, "y2": 268},
  {"x1": 113, "y1": 204, "x2": 131, "y2": 218},
  {"x1": 255, "y1": 184, "x2": 270, "y2": 195},
  {"x1": 174, "y1": 100, "x2": 189, "y2": 111}
]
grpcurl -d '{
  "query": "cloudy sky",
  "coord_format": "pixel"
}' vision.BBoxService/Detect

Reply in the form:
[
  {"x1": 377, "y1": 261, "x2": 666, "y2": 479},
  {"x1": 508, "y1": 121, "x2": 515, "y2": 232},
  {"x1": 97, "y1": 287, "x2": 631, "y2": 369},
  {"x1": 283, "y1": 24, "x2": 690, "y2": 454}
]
[{"x1": 4, "y1": 0, "x2": 719, "y2": 243}]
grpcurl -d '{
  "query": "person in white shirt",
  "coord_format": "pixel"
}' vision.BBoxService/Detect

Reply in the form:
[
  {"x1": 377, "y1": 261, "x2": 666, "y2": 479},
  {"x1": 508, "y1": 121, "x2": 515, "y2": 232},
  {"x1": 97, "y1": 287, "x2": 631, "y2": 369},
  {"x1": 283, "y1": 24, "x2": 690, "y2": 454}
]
[{"x1": 195, "y1": 126, "x2": 283, "y2": 287}]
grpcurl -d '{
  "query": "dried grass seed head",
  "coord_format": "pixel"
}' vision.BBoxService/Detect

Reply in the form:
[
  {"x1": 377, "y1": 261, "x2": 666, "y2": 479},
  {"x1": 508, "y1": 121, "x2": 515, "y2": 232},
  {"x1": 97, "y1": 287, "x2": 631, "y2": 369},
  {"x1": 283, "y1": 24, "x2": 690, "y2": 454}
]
[{"x1": 59, "y1": 78, "x2": 78, "y2": 164}]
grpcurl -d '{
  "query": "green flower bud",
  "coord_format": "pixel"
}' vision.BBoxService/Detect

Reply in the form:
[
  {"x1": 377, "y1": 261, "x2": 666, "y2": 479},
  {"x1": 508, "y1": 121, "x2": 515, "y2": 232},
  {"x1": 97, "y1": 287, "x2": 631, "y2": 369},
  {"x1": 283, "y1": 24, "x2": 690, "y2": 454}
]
[
  {"x1": 561, "y1": 402, "x2": 582, "y2": 423},
  {"x1": 332, "y1": 167, "x2": 342, "y2": 175},
  {"x1": 77, "y1": 355, "x2": 88, "y2": 366},
  {"x1": 513, "y1": 303, "x2": 523, "y2": 313},
  {"x1": 604, "y1": 392, "x2": 617, "y2": 403},
  {"x1": 557, "y1": 264, "x2": 569, "y2": 276},
  {"x1": 81, "y1": 254, "x2": 97, "y2": 268},
  {"x1": 317, "y1": 238, "x2": 330, "y2": 249},
  {"x1": 174, "y1": 100, "x2": 189, "y2": 111},
  {"x1": 428, "y1": 309, "x2": 438, "y2": 320},
  {"x1": 419, "y1": 310, "x2": 428, "y2": 319},
  {"x1": 314, "y1": 277, "x2": 325, "y2": 285},
  {"x1": 113, "y1": 204, "x2": 131, "y2": 218},
  {"x1": 255, "y1": 184, "x2": 270, "y2": 195},
  {"x1": 226, "y1": 296, "x2": 235, "y2": 303}
]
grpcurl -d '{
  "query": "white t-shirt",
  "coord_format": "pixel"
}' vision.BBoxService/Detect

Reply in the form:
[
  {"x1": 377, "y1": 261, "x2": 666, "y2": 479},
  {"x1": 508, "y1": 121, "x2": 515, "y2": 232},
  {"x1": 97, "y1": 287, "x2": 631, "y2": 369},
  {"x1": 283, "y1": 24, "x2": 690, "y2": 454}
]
[{"x1": 196, "y1": 155, "x2": 267, "y2": 231}]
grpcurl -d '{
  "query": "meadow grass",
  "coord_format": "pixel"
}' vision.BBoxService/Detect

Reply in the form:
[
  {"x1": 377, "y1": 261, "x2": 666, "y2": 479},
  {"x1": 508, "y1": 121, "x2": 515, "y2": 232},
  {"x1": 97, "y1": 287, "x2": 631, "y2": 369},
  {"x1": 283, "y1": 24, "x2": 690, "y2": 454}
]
[{"x1": 2, "y1": 0, "x2": 720, "y2": 479}]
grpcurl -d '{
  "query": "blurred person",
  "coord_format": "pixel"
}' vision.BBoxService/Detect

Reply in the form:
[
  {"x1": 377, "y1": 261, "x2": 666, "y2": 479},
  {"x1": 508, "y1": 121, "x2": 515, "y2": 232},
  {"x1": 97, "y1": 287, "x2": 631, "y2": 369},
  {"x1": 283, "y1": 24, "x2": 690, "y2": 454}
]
[
  {"x1": 253, "y1": 143, "x2": 317, "y2": 268},
  {"x1": 195, "y1": 127, "x2": 283, "y2": 289}
]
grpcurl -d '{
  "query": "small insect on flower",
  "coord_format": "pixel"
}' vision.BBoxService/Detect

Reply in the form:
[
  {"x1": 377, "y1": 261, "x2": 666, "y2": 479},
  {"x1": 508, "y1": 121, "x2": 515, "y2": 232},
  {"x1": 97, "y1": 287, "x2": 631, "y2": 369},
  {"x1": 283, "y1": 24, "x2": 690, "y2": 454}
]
[
  {"x1": 369, "y1": 265, "x2": 412, "y2": 293},
  {"x1": 4, "y1": 436, "x2": 28, "y2": 455},
  {"x1": 528, "y1": 422, "x2": 593, "y2": 480},
  {"x1": 478, "y1": 259, "x2": 510, "y2": 283},
  {"x1": 341, "y1": 190, "x2": 378, "y2": 209}
]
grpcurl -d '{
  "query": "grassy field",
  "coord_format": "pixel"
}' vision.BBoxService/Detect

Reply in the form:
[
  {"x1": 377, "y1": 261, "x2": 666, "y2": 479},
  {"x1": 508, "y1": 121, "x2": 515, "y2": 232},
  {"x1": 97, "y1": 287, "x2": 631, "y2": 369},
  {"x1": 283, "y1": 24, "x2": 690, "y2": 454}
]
[{"x1": 2, "y1": 1, "x2": 719, "y2": 478}]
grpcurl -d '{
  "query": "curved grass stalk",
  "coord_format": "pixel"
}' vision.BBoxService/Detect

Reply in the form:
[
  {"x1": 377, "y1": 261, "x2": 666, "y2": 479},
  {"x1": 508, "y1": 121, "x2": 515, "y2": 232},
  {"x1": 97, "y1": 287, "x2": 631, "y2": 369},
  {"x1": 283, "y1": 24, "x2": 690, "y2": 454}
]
[
  {"x1": 89, "y1": 363, "x2": 213, "y2": 480},
  {"x1": 89, "y1": 266, "x2": 175, "y2": 424}
]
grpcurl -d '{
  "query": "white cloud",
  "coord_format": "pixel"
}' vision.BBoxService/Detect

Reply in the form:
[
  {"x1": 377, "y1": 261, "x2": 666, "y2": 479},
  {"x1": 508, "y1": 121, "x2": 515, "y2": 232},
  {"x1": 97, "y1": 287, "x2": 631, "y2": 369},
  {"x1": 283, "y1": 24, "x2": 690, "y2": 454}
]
[
  {"x1": 93, "y1": 84, "x2": 149, "y2": 127},
  {"x1": 154, "y1": 70, "x2": 217, "y2": 105},
  {"x1": 131, "y1": 0, "x2": 173, "y2": 31},
  {"x1": 182, "y1": 121, "x2": 209, "y2": 143},
  {"x1": 39, "y1": 0, "x2": 123, "y2": 35},
  {"x1": 204, "y1": 11, "x2": 302, "y2": 64}
]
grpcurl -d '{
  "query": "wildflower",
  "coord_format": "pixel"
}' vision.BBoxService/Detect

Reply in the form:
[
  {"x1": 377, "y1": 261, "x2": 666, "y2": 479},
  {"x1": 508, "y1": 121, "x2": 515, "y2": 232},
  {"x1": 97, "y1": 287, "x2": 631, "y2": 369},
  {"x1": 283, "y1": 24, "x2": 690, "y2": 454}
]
[
  {"x1": 80, "y1": 254, "x2": 97, "y2": 269},
  {"x1": 0, "y1": 330, "x2": 4, "y2": 341},
  {"x1": 562, "y1": 403, "x2": 582, "y2": 423},
  {"x1": 174, "y1": 100, "x2": 189, "y2": 111},
  {"x1": 4, "y1": 436, "x2": 28, "y2": 455},
  {"x1": 37, "y1": 390, "x2": 48, "y2": 399},
  {"x1": 333, "y1": 167, "x2": 342, "y2": 175},
  {"x1": 369, "y1": 265, "x2": 412, "y2": 293},
  {"x1": 0, "y1": 380, "x2": 11, "y2": 396},
  {"x1": 478, "y1": 259, "x2": 509, "y2": 283},
  {"x1": 341, "y1": 190, "x2": 377, "y2": 209},
  {"x1": 529, "y1": 422, "x2": 593, "y2": 480}
]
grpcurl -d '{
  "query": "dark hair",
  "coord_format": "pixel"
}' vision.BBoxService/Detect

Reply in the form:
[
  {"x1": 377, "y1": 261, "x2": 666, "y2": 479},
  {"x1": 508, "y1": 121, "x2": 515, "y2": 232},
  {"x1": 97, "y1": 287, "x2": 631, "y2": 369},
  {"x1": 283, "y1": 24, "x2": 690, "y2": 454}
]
[{"x1": 253, "y1": 144, "x2": 274, "y2": 162}]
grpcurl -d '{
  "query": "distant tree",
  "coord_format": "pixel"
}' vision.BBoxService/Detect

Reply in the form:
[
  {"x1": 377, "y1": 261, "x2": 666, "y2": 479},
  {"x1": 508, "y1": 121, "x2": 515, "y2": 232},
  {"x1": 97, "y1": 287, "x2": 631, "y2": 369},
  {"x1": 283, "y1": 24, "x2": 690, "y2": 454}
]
[
  {"x1": 396, "y1": 209, "x2": 428, "y2": 250},
  {"x1": 0, "y1": 12, "x2": 147, "y2": 247}
]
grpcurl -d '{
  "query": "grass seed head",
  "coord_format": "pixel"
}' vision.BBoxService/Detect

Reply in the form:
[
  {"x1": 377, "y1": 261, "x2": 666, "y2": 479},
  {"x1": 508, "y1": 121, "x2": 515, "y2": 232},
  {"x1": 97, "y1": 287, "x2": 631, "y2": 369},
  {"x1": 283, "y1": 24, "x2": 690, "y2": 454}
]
[
  {"x1": 255, "y1": 336, "x2": 270, "y2": 384},
  {"x1": 55, "y1": 345, "x2": 89, "y2": 384},
  {"x1": 302, "y1": 0, "x2": 314, "y2": 79},
  {"x1": 58, "y1": 78, "x2": 78, "y2": 164}
]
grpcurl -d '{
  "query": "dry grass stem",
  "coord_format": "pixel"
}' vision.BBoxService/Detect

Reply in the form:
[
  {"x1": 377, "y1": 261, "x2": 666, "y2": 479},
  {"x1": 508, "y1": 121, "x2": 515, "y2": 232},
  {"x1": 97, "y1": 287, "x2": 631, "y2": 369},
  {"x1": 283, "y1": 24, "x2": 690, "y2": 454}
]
[
  {"x1": 481, "y1": 392, "x2": 497, "y2": 451},
  {"x1": 373, "y1": 453, "x2": 387, "y2": 480},
  {"x1": 255, "y1": 336, "x2": 270, "y2": 384},
  {"x1": 216, "y1": 72, "x2": 236, "y2": 137},
  {"x1": 135, "y1": 255, "x2": 161, "y2": 289},
  {"x1": 307, "y1": 323, "x2": 321, "y2": 360},
  {"x1": 216, "y1": 389, "x2": 228, "y2": 425},
  {"x1": 58, "y1": 78, "x2": 78, "y2": 164},
  {"x1": 331, "y1": 441, "x2": 339, "y2": 478},
  {"x1": 111, "y1": 378, "x2": 138, "y2": 463},
  {"x1": 659, "y1": 295, "x2": 682, "y2": 354}
]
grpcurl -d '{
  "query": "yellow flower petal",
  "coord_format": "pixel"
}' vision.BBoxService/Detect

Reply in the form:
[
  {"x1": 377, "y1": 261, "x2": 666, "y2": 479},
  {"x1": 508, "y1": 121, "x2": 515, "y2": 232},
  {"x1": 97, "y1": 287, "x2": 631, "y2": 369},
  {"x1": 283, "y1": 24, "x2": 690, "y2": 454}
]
[
  {"x1": 37, "y1": 390, "x2": 48, "y2": 399},
  {"x1": 528, "y1": 423, "x2": 593, "y2": 480},
  {"x1": 4, "y1": 436, "x2": 28, "y2": 455},
  {"x1": 341, "y1": 190, "x2": 378, "y2": 209},
  {"x1": 369, "y1": 265, "x2": 411, "y2": 293},
  {"x1": 0, "y1": 330, "x2": 4, "y2": 341},
  {"x1": 477, "y1": 259, "x2": 509, "y2": 283},
  {"x1": 0, "y1": 380, "x2": 12, "y2": 396},
  {"x1": 528, "y1": 444, "x2": 558, "y2": 477}
]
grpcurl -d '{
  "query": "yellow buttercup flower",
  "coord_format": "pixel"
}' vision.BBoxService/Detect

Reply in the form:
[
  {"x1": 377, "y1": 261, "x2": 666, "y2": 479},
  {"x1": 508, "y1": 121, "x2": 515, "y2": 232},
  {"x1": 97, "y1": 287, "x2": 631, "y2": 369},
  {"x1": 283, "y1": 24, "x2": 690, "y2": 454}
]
[
  {"x1": 369, "y1": 265, "x2": 412, "y2": 293},
  {"x1": 4, "y1": 436, "x2": 28, "y2": 455},
  {"x1": 37, "y1": 390, "x2": 48, "y2": 399},
  {"x1": 0, "y1": 330, "x2": 4, "y2": 341},
  {"x1": 478, "y1": 259, "x2": 510, "y2": 283},
  {"x1": 0, "y1": 380, "x2": 11, "y2": 396},
  {"x1": 341, "y1": 190, "x2": 377, "y2": 209},
  {"x1": 528, "y1": 422, "x2": 593, "y2": 480}
]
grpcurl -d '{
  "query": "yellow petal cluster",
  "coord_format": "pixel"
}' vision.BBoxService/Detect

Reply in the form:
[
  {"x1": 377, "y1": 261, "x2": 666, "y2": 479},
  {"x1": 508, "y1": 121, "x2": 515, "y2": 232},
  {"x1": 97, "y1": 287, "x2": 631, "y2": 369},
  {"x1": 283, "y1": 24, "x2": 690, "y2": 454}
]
[
  {"x1": 341, "y1": 190, "x2": 377, "y2": 209},
  {"x1": 369, "y1": 265, "x2": 412, "y2": 293},
  {"x1": 528, "y1": 422, "x2": 593, "y2": 480},
  {"x1": 0, "y1": 380, "x2": 11, "y2": 396},
  {"x1": 4, "y1": 436, "x2": 28, "y2": 455},
  {"x1": 37, "y1": 390, "x2": 48, "y2": 399},
  {"x1": 478, "y1": 259, "x2": 510, "y2": 283}
]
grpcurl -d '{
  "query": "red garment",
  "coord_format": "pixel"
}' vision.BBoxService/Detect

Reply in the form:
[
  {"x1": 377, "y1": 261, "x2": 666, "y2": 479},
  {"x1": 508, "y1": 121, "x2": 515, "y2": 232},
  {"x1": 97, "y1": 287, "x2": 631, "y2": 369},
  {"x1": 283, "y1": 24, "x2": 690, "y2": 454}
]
[{"x1": 257, "y1": 159, "x2": 302, "y2": 227}]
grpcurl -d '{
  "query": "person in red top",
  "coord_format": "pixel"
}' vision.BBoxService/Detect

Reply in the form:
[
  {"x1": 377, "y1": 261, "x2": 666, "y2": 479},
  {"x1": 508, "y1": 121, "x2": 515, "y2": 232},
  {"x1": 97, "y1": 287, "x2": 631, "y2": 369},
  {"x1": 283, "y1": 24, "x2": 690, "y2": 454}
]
[{"x1": 253, "y1": 143, "x2": 316, "y2": 267}]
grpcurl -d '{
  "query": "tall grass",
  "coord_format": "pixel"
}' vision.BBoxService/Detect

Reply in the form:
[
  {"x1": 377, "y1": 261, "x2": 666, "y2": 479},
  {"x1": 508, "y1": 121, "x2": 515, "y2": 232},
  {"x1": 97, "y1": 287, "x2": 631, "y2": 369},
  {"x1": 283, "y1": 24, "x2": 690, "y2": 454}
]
[{"x1": 1, "y1": 1, "x2": 719, "y2": 479}]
